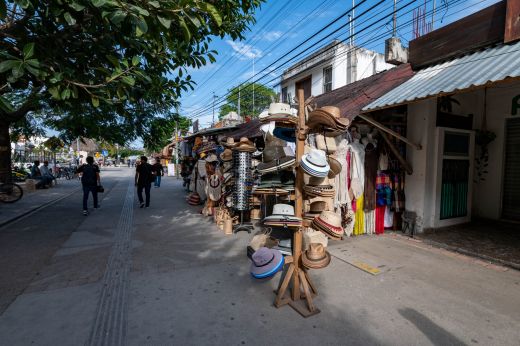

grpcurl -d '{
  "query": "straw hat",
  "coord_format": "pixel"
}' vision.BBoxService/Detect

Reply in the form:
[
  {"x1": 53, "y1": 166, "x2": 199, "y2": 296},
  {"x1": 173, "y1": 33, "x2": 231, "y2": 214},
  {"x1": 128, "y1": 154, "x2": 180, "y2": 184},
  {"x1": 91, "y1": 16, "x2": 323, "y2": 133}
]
[
  {"x1": 302, "y1": 243, "x2": 331, "y2": 269},
  {"x1": 250, "y1": 247, "x2": 284, "y2": 279},
  {"x1": 327, "y1": 156, "x2": 342, "y2": 178},
  {"x1": 219, "y1": 148, "x2": 233, "y2": 162},
  {"x1": 257, "y1": 146, "x2": 295, "y2": 173},
  {"x1": 309, "y1": 201, "x2": 327, "y2": 213},
  {"x1": 223, "y1": 137, "x2": 237, "y2": 148},
  {"x1": 301, "y1": 149, "x2": 329, "y2": 177},
  {"x1": 205, "y1": 154, "x2": 218, "y2": 163},
  {"x1": 268, "y1": 103, "x2": 292, "y2": 116},
  {"x1": 234, "y1": 137, "x2": 256, "y2": 152}
]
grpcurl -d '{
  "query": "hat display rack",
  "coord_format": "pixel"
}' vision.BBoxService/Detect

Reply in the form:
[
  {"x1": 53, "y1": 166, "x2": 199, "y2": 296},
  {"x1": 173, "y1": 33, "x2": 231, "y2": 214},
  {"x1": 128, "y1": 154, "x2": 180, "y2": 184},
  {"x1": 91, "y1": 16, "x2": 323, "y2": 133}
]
[
  {"x1": 232, "y1": 150, "x2": 255, "y2": 233},
  {"x1": 273, "y1": 89, "x2": 322, "y2": 317}
]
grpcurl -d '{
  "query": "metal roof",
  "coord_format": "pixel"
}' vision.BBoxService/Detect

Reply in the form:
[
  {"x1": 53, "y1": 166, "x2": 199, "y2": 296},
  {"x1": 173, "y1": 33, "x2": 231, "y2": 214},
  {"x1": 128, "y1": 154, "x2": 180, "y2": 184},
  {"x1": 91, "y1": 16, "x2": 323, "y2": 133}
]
[
  {"x1": 363, "y1": 40, "x2": 520, "y2": 111},
  {"x1": 313, "y1": 63, "x2": 414, "y2": 120}
]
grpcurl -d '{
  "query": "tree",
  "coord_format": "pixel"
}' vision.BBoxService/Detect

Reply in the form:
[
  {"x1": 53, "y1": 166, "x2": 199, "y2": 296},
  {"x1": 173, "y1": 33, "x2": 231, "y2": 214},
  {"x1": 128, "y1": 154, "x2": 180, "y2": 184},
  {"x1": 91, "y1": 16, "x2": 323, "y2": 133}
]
[
  {"x1": 219, "y1": 82, "x2": 276, "y2": 119},
  {"x1": 141, "y1": 113, "x2": 191, "y2": 153},
  {"x1": 0, "y1": 0, "x2": 262, "y2": 179}
]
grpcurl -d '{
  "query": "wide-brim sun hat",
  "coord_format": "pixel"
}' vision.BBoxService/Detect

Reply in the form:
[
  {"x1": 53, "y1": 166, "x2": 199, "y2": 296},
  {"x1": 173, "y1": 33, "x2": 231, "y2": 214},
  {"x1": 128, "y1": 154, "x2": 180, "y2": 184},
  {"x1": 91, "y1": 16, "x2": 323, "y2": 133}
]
[
  {"x1": 268, "y1": 102, "x2": 292, "y2": 117},
  {"x1": 302, "y1": 243, "x2": 331, "y2": 269},
  {"x1": 257, "y1": 156, "x2": 295, "y2": 173},
  {"x1": 250, "y1": 247, "x2": 284, "y2": 279},
  {"x1": 223, "y1": 137, "x2": 237, "y2": 148},
  {"x1": 220, "y1": 148, "x2": 233, "y2": 162}
]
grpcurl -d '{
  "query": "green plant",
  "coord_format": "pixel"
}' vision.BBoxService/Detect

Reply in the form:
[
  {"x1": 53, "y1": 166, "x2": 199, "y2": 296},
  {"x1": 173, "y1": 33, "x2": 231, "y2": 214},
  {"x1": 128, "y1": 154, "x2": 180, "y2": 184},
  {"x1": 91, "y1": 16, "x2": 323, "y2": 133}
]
[{"x1": 474, "y1": 129, "x2": 496, "y2": 182}]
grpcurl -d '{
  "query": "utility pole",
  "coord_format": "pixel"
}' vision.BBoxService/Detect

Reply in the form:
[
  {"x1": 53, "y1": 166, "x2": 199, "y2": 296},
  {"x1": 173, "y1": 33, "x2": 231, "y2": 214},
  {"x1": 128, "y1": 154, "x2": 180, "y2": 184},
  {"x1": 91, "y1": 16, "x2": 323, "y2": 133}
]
[
  {"x1": 116, "y1": 143, "x2": 119, "y2": 166},
  {"x1": 76, "y1": 137, "x2": 80, "y2": 165},
  {"x1": 431, "y1": 0, "x2": 436, "y2": 30},
  {"x1": 351, "y1": 0, "x2": 355, "y2": 45},
  {"x1": 252, "y1": 59, "x2": 255, "y2": 116},
  {"x1": 175, "y1": 121, "x2": 179, "y2": 179},
  {"x1": 238, "y1": 85, "x2": 241, "y2": 119}
]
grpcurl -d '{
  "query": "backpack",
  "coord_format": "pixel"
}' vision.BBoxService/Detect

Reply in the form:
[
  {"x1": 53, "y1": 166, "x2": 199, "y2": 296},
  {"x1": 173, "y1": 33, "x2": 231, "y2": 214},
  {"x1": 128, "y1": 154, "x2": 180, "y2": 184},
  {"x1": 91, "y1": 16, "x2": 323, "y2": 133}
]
[{"x1": 81, "y1": 164, "x2": 97, "y2": 186}]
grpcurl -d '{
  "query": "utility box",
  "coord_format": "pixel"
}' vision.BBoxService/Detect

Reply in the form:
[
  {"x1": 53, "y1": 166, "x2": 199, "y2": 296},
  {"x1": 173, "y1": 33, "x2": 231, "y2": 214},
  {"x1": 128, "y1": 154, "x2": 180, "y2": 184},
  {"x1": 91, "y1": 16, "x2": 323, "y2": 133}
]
[{"x1": 385, "y1": 37, "x2": 408, "y2": 65}]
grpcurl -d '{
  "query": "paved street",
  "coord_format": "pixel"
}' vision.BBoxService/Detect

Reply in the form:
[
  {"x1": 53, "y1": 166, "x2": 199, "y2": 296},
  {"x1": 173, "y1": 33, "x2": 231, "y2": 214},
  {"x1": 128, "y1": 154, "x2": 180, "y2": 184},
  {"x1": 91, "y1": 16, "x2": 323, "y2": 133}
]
[{"x1": 0, "y1": 167, "x2": 519, "y2": 345}]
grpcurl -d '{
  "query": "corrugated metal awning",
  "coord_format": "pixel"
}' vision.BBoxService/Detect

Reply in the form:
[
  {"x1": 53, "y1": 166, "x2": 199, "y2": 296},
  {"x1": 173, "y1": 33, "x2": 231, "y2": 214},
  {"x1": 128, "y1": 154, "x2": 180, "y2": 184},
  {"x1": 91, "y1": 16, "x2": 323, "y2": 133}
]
[{"x1": 363, "y1": 40, "x2": 520, "y2": 111}]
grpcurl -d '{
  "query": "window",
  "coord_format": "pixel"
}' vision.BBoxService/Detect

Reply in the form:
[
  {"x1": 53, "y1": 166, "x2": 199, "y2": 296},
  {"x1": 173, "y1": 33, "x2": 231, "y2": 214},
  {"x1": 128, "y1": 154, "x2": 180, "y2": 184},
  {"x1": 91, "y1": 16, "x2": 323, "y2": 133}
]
[
  {"x1": 281, "y1": 87, "x2": 288, "y2": 103},
  {"x1": 323, "y1": 66, "x2": 332, "y2": 93}
]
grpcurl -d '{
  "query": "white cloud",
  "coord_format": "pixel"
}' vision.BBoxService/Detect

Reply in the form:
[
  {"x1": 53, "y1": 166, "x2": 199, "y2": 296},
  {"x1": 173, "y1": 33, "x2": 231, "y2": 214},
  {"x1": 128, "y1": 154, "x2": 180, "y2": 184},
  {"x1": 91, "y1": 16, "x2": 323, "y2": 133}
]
[
  {"x1": 263, "y1": 31, "x2": 283, "y2": 41},
  {"x1": 226, "y1": 40, "x2": 262, "y2": 60}
]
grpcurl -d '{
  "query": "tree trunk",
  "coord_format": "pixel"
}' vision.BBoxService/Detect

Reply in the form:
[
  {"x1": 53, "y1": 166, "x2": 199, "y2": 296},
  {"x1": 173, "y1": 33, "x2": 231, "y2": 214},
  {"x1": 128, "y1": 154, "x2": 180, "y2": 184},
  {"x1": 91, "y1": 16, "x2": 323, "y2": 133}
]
[{"x1": 0, "y1": 121, "x2": 12, "y2": 182}]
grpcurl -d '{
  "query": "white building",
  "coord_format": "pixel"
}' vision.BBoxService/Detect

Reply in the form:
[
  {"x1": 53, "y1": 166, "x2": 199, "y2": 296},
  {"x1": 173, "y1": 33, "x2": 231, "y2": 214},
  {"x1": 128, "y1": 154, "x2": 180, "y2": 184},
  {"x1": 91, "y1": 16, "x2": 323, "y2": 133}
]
[{"x1": 280, "y1": 40, "x2": 394, "y2": 102}]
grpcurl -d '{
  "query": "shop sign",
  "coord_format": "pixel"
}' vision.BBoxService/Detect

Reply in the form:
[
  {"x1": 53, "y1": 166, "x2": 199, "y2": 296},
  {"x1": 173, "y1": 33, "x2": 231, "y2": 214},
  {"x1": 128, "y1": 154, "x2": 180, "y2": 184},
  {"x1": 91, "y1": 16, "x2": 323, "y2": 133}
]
[{"x1": 513, "y1": 94, "x2": 520, "y2": 116}]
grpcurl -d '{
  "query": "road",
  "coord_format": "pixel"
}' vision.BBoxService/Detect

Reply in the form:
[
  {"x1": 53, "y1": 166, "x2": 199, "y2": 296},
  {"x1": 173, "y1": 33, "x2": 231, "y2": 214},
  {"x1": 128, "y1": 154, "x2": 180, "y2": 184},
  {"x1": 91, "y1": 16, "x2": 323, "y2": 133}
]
[{"x1": 0, "y1": 167, "x2": 519, "y2": 345}]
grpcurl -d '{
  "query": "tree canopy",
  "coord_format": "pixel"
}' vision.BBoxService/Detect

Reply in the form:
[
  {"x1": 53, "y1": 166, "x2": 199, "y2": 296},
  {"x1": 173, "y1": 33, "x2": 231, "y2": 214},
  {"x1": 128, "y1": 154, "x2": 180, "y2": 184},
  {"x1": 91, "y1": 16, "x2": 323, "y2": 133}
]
[
  {"x1": 219, "y1": 82, "x2": 276, "y2": 119},
  {"x1": 0, "y1": 0, "x2": 262, "y2": 177}
]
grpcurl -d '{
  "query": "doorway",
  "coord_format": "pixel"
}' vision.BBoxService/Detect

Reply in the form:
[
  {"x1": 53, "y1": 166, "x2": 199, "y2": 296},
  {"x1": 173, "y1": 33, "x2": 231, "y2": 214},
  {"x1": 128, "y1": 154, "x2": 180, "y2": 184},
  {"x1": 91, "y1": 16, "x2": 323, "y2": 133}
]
[{"x1": 502, "y1": 117, "x2": 520, "y2": 221}]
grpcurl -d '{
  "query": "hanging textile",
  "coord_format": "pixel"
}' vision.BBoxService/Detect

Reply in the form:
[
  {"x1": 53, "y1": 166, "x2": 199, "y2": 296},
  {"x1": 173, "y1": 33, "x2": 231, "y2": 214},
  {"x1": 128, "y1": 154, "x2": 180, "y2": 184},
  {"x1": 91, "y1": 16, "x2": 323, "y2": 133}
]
[
  {"x1": 347, "y1": 139, "x2": 365, "y2": 198},
  {"x1": 365, "y1": 210, "x2": 375, "y2": 235},
  {"x1": 353, "y1": 196, "x2": 365, "y2": 235},
  {"x1": 375, "y1": 205, "x2": 385, "y2": 234},
  {"x1": 334, "y1": 138, "x2": 350, "y2": 208},
  {"x1": 363, "y1": 143, "x2": 378, "y2": 211}
]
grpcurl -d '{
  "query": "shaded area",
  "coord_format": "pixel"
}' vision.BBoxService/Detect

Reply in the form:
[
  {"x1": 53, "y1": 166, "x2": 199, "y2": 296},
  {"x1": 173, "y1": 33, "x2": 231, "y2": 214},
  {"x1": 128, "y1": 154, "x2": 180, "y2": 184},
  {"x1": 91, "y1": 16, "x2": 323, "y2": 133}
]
[
  {"x1": 399, "y1": 308, "x2": 467, "y2": 346},
  {"x1": 417, "y1": 220, "x2": 520, "y2": 267}
]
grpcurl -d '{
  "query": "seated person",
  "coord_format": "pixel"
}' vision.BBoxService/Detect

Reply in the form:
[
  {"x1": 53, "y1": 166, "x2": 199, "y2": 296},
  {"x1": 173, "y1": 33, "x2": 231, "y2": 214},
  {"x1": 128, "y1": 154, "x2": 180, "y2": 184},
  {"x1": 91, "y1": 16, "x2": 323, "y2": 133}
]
[
  {"x1": 30, "y1": 160, "x2": 52, "y2": 188},
  {"x1": 40, "y1": 160, "x2": 56, "y2": 185}
]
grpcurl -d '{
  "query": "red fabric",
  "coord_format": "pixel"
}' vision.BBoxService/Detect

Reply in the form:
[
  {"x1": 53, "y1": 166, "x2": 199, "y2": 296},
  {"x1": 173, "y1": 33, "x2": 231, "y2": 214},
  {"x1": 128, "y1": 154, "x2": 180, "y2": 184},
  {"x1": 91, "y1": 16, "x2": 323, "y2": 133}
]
[{"x1": 375, "y1": 205, "x2": 385, "y2": 234}]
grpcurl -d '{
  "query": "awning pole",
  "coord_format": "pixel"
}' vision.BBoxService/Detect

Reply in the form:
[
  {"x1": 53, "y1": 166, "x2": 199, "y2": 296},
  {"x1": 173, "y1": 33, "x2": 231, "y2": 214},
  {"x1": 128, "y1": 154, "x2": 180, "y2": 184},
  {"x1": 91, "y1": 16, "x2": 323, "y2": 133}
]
[{"x1": 356, "y1": 113, "x2": 422, "y2": 150}]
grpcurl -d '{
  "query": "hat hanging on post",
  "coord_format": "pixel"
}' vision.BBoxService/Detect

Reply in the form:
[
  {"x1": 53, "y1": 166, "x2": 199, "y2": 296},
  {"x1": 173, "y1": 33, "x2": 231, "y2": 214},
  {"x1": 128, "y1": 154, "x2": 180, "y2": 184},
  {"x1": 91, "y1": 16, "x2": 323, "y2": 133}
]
[
  {"x1": 219, "y1": 148, "x2": 233, "y2": 162},
  {"x1": 250, "y1": 247, "x2": 285, "y2": 279},
  {"x1": 302, "y1": 243, "x2": 331, "y2": 269},
  {"x1": 301, "y1": 149, "x2": 330, "y2": 177},
  {"x1": 327, "y1": 156, "x2": 342, "y2": 178}
]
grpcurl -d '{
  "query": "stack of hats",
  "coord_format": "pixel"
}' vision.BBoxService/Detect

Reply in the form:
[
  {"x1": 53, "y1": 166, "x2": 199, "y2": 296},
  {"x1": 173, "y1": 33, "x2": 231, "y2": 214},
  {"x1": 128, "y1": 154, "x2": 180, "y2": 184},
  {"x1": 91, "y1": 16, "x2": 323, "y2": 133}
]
[
  {"x1": 302, "y1": 243, "x2": 331, "y2": 269},
  {"x1": 301, "y1": 149, "x2": 330, "y2": 178},
  {"x1": 307, "y1": 106, "x2": 349, "y2": 136},
  {"x1": 187, "y1": 192, "x2": 201, "y2": 206},
  {"x1": 263, "y1": 204, "x2": 302, "y2": 228},
  {"x1": 259, "y1": 103, "x2": 297, "y2": 126},
  {"x1": 233, "y1": 137, "x2": 256, "y2": 153},
  {"x1": 250, "y1": 247, "x2": 284, "y2": 279},
  {"x1": 311, "y1": 210, "x2": 344, "y2": 240},
  {"x1": 303, "y1": 176, "x2": 335, "y2": 198},
  {"x1": 272, "y1": 238, "x2": 292, "y2": 256},
  {"x1": 304, "y1": 200, "x2": 327, "y2": 220},
  {"x1": 256, "y1": 146, "x2": 295, "y2": 174},
  {"x1": 253, "y1": 171, "x2": 295, "y2": 195}
]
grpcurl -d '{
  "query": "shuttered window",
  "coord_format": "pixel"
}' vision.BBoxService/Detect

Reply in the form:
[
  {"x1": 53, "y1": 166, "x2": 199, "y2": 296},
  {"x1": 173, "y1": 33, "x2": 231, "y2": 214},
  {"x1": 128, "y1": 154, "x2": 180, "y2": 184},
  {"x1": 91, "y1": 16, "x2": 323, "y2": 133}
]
[{"x1": 502, "y1": 118, "x2": 520, "y2": 220}]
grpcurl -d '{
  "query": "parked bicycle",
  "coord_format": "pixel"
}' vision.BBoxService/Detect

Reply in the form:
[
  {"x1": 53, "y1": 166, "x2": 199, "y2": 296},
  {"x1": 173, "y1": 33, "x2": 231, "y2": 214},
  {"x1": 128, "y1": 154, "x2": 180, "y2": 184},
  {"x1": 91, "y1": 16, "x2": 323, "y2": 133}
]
[{"x1": 0, "y1": 180, "x2": 23, "y2": 203}]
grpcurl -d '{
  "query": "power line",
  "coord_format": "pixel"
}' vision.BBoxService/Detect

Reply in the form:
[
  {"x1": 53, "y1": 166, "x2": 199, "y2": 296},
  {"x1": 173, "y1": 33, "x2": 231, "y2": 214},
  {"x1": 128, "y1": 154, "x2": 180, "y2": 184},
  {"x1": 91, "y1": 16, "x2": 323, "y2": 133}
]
[{"x1": 187, "y1": 0, "x2": 469, "y2": 120}]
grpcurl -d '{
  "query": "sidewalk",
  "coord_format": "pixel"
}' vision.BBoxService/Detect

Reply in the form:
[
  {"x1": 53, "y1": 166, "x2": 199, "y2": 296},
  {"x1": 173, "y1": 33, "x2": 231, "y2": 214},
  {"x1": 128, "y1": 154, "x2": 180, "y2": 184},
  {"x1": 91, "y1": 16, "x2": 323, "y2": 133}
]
[{"x1": 0, "y1": 178, "x2": 82, "y2": 228}]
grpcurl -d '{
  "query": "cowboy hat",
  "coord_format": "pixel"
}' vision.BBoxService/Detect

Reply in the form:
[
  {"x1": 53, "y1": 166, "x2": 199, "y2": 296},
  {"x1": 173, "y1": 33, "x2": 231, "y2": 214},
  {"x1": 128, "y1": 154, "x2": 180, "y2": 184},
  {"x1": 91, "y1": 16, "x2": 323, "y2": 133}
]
[
  {"x1": 302, "y1": 243, "x2": 331, "y2": 269},
  {"x1": 223, "y1": 137, "x2": 237, "y2": 148},
  {"x1": 268, "y1": 103, "x2": 292, "y2": 117},
  {"x1": 205, "y1": 154, "x2": 218, "y2": 163},
  {"x1": 219, "y1": 148, "x2": 233, "y2": 162},
  {"x1": 250, "y1": 247, "x2": 284, "y2": 279},
  {"x1": 234, "y1": 137, "x2": 256, "y2": 153}
]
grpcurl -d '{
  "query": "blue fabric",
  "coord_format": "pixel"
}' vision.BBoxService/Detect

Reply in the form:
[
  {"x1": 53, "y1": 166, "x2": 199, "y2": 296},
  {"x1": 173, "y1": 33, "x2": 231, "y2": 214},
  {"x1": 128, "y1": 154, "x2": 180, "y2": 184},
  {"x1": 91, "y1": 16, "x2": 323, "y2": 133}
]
[
  {"x1": 273, "y1": 128, "x2": 296, "y2": 143},
  {"x1": 155, "y1": 175, "x2": 161, "y2": 187},
  {"x1": 251, "y1": 256, "x2": 284, "y2": 279}
]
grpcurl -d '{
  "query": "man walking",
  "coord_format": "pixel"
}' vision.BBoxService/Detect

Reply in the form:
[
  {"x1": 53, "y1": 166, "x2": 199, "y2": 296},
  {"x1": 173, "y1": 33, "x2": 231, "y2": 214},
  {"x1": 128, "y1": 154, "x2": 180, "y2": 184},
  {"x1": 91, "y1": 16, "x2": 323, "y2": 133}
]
[
  {"x1": 135, "y1": 156, "x2": 153, "y2": 208},
  {"x1": 76, "y1": 156, "x2": 101, "y2": 215},
  {"x1": 152, "y1": 157, "x2": 164, "y2": 188}
]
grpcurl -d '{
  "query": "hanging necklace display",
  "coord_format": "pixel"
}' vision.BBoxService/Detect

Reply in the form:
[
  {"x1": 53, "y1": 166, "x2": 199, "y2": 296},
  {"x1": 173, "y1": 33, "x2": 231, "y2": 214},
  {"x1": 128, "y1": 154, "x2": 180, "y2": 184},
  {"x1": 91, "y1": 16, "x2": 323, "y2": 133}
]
[{"x1": 232, "y1": 150, "x2": 254, "y2": 233}]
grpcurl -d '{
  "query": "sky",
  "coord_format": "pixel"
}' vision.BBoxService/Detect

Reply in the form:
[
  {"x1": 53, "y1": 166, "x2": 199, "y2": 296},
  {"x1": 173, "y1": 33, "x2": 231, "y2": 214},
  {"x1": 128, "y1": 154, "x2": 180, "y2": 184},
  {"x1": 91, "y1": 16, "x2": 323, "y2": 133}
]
[{"x1": 179, "y1": 0, "x2": 500, "y2": 130}]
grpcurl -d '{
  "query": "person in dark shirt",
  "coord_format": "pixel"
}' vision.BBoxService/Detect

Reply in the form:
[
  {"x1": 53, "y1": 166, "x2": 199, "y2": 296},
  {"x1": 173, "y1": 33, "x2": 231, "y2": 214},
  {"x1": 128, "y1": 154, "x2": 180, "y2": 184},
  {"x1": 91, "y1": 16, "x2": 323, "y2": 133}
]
[
  {"x1": 76, "y1": 156, "x2": 101, "y2": 215},
  {"x1": 135, "y1": 156, "x2": 153, "y2": 208},
  {"x1": 152, "y1": 157, "x2": 164, "y2": 188}
]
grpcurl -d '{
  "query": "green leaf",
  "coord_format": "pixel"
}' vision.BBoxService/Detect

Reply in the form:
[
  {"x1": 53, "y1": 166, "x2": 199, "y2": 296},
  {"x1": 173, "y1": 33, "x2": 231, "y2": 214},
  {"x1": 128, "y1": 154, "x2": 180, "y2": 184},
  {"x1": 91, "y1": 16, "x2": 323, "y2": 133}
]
[
  {"x1": 109, "y1": 10, "x2": 126, "y2": 25},
  {"x1": 91, "y1": 96, "x2": 100, "y2": 107},
  {"x1": 148, "y1": 1, "x2": 160, "y2": 8},
  {"x1": 91, "y1": 0, "x2": 107, "y2": 8},
  {"x1": 157, "y1": 16, "x2": 171, "y2": 29},
  {"x1": 0, "y1": 1, "x2": 7, "y2": 20},
  {"x1": 64, "y1": 12, "x2": 76, "y2": 25},
  {"x1": 48, "y1": 87, "x2": 61, "y2": 99},
  {"x1": 0, "y1": 95, "x2": 14, "y2": 113},
  {"x1": 136, "y1": 17, "x2": 148, "y2": 36},
  {"x1": 199, "y1": 3, "x2": 222, "y2": 26},
  {"x1": 131, "y1": 5, "x2": 149, "y2": 16},
  {"x1": 131, "y1": 56, "x2": 140, "y2": 66},
  {"x1": 25, "y1": 65, "x2": 40, "y2": 77},
  {"x1": 61, "y1": 88, "x2": 71, "y2": 100},
  {"x1": 186, "y1": 14, "x2": 201, "y2": 28},
  {"x1": 121, "y1": 76, "x2": 135, "y2": 86},
  {"x1": 0, "y1": 60, "x2": 19, "y2": 73},
  {"x1": 178, "y1": 17, "x2": 190, "y2": 41},
  {"x1": 70, "y1": 2, "x2": 86, "y2": 11},
  {"x1": 25, "y1": 59, "x2": 40, "y2": 68},
  {"x1": 23, "y1": 43, "x2": 35, "y2": 59}
]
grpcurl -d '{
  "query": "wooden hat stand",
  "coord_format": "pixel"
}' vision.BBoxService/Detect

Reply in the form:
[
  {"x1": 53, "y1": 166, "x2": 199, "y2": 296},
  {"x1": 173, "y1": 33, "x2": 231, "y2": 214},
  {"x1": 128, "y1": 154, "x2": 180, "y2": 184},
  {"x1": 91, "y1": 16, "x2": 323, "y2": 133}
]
[{"x1": 274, "y1": 89, "x2": 320, "y2": 317}]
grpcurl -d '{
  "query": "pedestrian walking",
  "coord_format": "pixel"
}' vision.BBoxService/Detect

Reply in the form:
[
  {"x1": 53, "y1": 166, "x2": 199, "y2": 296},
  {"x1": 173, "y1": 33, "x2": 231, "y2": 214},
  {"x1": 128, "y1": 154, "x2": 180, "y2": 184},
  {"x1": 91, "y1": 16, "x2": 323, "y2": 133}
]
[
  {"x1": 76, "y1": 156, "x2": 101, "y2": 215},
  {"x1": 152, "y1": 157, "x2": 164, "y2": 188},
  {"x1": 135, "y1": 156, "x2": 153, "y2": 208}
]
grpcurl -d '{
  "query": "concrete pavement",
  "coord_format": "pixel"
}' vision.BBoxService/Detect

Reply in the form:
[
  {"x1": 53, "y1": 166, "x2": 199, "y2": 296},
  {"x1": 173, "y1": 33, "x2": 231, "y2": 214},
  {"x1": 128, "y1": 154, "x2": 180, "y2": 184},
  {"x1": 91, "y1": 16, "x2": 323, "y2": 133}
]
[{"x1": 0, "y1": 168, "x2": 519, "y2": 345}]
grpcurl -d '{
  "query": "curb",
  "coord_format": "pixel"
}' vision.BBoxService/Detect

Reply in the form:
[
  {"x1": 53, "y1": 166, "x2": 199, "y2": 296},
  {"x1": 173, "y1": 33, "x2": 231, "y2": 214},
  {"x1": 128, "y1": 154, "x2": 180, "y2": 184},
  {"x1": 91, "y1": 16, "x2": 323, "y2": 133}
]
[
  {"x1": 0, "y1": 186, "x2": 81, "y2": 229},
  {"x1": 388, "y1": 232, "x2": 520, "y2": 271}
]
